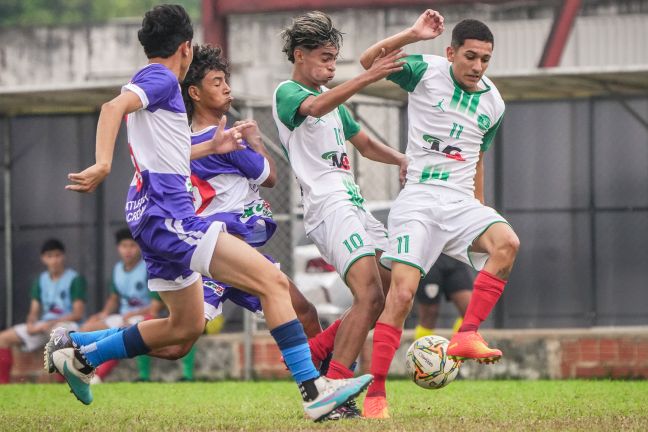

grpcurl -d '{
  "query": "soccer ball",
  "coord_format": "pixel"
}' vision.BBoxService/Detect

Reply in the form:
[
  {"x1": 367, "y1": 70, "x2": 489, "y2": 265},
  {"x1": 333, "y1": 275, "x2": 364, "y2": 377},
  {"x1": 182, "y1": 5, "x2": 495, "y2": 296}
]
[{"x1": 405, "y1": 335, "x2": 460, "y2": 389}]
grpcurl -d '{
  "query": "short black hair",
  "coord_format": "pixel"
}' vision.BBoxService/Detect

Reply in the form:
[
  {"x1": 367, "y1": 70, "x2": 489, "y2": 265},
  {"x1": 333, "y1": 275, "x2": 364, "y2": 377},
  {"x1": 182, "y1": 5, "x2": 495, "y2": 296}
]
[
  {"x1": 41, "y1": 238, "x2": 65, "y2": 254},
  {"x1": 138, "y1": 4, "x2": 194, "y2": 59},
  {"x1": 115, "y1": 228, "x2": 134, "y2": 244},
  {"x1": 451, "y1": 19, "x2": 494, "y2": 49},
  {"x1": 280, "y1": 11, "x2": 343, "y2": 63},
  {"x1": 182, "y1": 44, "x2": 230, "y2": 120}
]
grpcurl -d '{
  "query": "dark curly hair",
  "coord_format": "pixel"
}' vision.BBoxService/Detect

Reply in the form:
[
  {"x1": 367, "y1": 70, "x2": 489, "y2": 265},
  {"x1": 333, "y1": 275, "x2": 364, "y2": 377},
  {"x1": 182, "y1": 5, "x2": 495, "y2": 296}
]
[
  {"x1": 181, "y1": 44, "x2": 230, "y2": 121},
  {"x1": 138, "y1": 4, "x2": 193, "y2": 59},
  {"x1": 280, "y1": 11, "x2": 343, "y2": 63}
]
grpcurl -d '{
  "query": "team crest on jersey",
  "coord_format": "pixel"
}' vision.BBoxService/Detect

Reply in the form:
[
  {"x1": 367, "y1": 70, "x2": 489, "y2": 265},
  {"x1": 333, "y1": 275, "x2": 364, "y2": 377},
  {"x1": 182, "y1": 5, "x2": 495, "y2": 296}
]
[
  {"x1": 422, "y1": 134, "x2": 465, "y2": 162},
  {"x1": 204, "y1": 280, "x2": 225, "y2": 297},
  {"x1": 477, "y1": 114, "x2": 491, "y2": 131},
  {"x1": 321, "y1": 151, "x2": 351, "y2": 170}
]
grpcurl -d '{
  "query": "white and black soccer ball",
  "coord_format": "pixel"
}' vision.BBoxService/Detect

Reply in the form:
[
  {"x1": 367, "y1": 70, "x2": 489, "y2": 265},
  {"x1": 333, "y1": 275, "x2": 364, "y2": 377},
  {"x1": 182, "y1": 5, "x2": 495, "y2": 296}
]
[{"x1": 405, "y1": 335, "x2": 460, "y2": 389}]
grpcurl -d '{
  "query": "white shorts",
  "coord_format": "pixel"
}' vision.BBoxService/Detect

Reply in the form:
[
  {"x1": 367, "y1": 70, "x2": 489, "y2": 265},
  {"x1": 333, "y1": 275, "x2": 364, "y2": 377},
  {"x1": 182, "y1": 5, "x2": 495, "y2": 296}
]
[
  {"x1": 14, "y1": 321, "x2": 78, "y2": 352},
  {"x1": 381, "y1": 186, "x2": 510, "y2": 276},
  {"x1": 308, "y1": 205, "x2": 389, "y2": 283}
]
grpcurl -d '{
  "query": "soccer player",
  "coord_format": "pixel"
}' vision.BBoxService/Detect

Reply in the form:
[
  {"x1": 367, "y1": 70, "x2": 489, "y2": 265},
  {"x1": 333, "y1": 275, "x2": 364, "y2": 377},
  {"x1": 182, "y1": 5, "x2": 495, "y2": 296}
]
[
  {"x1": 46, "y1": 5, "x2": 371, "y2": 420},
  {"x1": 358, "y1": 11, "x2": 520, "y2": 418},
  {"x1": 273, "y1": 11, "x2": 407, "y2": 389},
  {"x1": 0, "y1": 239, "x2": 86, "y2": 383},
  {"x1": 414, "y1": 254, "x2": 473, "y2": 340}
]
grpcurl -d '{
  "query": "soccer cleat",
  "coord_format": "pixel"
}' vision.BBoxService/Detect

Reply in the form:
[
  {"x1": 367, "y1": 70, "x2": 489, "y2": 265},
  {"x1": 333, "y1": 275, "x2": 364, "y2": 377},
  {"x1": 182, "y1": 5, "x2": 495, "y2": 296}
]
[
  {"x1": 44, "y1": 327, "x2": 74, "y2": 374},
  {"x1": 303, "y1": 374, "x2": 373, "y2": 422},
  {"x1": 446, "y1": 331, "x2": 502, "y2": 363},
  {"x1": 324, "y1": 399, "x2": 362, "y2": 421},
  {"x1": 52, "y1": 348, "x2": 95, "y2": 405},
  {"x1": 363, "y1": 395, "x2": 390, "y2": 419}
]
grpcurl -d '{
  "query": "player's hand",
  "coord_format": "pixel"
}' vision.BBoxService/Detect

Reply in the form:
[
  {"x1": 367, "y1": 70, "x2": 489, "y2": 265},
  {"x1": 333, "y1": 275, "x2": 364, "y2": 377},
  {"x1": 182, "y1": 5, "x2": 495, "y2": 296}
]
[
  {"x1": 210, "y1": 116, "x2": 252, "y2": 154},
  {"x1": 233, "y1": 119, "x2": 263, "y2": 148},
  {"x1": 398, "y1": 155, "x2": 409, "y2": 186},
  {"x1": 365, "y1": 48, "x2": 407, "y2": 82},
  {"x1": 411, "y1": 9, "x2": 444, "y2": 41},
  {"x1": 66, "y1": 163, "x2": 110, "y2": 193}
]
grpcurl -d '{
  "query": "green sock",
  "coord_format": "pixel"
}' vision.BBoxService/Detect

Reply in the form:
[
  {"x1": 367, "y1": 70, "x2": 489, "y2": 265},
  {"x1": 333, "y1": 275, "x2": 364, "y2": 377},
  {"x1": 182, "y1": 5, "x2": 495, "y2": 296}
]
[
  {"x1": 181, "y1": 346, "x2": 196, "y2": 380},
  {"x1": 136, "y1": 355, "x2": 151, "y2": 381}
]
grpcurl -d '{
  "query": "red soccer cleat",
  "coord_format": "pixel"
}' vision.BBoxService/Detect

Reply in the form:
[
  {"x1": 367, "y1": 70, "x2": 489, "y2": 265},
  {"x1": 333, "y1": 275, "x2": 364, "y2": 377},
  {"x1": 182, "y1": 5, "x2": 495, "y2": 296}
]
[
  {"x1": 363, "y1": 395, "x2": 390, "y2": 419},
  {"x1": 447, "y1": 331, "x2": 502, "y2": 364}
]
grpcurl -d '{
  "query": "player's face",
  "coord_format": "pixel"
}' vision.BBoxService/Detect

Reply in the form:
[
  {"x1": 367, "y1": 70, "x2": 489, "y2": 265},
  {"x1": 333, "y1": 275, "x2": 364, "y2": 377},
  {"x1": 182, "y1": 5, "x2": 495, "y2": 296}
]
[
  {"x1": 178, "y1": 41, "x2": 194, "y2": 81},
  {"x1": 195, "y1": 70, "x2": 232, "y2": 115},
  {"x1": 117, "y1": 239, "x2": 141, "y2": 267},
  {"x1": 297, "y1": 44, "x2": 338, "y2": 86},
  {"x1": 41, "y1": 250, "x2": 65, "y2": 275},
  {"x1": 446, "y1": 39, "x2": 493, "y2": 91}
]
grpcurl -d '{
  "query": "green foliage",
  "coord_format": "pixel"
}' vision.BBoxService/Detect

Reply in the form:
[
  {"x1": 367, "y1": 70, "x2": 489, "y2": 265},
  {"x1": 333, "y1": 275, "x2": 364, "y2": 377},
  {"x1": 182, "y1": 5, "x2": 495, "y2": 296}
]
[
  {"x1": 0, "y1": 0, "x2": 201, "y2": 28},
  {"x1": 1, "y1": 380, "x2": 647, "y2": 431}
]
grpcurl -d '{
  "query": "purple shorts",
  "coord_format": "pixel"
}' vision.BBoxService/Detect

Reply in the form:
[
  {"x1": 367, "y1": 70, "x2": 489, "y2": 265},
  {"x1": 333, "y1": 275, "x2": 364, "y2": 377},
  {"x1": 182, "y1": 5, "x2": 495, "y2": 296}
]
[
  {"x1": 134, "y1": 215, "x2": 224, "y2": 291},
  {"x1": 202, "y1": 254, "x2": 276, "y2": 321}
]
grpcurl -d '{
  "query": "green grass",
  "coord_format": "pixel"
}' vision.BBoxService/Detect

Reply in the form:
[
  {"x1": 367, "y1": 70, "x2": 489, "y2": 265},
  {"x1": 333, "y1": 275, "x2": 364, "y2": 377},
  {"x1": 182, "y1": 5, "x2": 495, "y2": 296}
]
[{"x1": 1, "y1": 380, "x2": 647, "y2": 431}]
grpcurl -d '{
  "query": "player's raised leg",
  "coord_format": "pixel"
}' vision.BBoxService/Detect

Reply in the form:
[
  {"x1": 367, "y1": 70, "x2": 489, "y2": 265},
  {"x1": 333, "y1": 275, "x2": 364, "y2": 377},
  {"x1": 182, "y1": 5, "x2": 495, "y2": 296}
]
[
  {"x1": 363, "y1": 262, "x2": 420, "y2": 419},
  {"x1": 447, "y1": 222, "x2": 519, "y2": 363},
  {"x1": 208, "y1": 232, "x2": 373, "y2": 421}
]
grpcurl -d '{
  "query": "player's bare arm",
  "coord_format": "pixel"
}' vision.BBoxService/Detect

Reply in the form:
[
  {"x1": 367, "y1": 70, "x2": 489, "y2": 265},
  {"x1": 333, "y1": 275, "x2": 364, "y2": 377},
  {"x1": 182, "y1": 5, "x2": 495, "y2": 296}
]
[
  {"x1": 233, "y1": 119, "x2": 278, "y2": 187},
  {"x1": 66, "y1": 91, "x2": 143, "y2": 193},
  {"x1": 90, "y1": 293, "x2": 119, "y2": 321},
  {"x1": 474, "y1": 152, "x2": 485, "y2": 204},
  {"x1": 298, "y1": 48, "x2": 406, "y2": 119},
  {"x1": 25, "y1": 300, "x2": 42, "y2": 334},
  {"x1": 359, "y1": 9, "x2": 444, "y2": 69},
  {"x1": 349, "y1": 130, "x2": 408, "y2": 185},
  {"x1": 189, "y1": 116, "x2": 252, "y2": 160}
]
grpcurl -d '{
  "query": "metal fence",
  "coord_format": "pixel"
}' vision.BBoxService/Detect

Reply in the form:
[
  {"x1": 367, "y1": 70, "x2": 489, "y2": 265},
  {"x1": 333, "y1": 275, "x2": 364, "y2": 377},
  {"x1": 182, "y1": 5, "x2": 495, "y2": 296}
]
[{"x1": 1, "y1": 95, "x2": 647, "y2": 331}]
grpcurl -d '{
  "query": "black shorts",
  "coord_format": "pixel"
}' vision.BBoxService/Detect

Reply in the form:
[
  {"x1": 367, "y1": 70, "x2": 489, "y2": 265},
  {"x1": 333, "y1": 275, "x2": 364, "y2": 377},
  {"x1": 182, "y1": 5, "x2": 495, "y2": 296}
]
[{"x1": 415, "y1": 254, "x2": 473, "y2": 305}]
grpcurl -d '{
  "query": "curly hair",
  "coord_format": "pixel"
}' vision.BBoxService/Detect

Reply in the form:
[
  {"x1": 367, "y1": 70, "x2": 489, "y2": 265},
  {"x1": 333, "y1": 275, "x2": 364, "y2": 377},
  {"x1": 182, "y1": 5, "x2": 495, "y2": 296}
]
[
  {"x1": 181, "y1": 44, "x2": 230, "y2": 121},
  {"x1": 280, "y1": 11, "x2": 343, "y2": 63},
  {"x1": 137, "y1": 4, "x2": 193, "y2": 59}
]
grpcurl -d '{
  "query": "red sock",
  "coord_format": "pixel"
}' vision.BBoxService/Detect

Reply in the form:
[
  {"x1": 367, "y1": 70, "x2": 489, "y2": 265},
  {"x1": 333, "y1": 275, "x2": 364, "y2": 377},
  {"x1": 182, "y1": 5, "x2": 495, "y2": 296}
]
[
  {"x1": 325, "y1": 360, "x2": 354, "y2": 379},
  {"x1": 95, "y1": 359, "x2": 119, "y2": 380},
  {"x1": 366, "y1": 322, "x2": 402, "y2": 398},
  {"x1": 0, "y1": 348, "x2": 12, "y2": 384},
  {"x1": 308, "y1": 319, "x2": 341, "y2": 366},
  {"x1": 459, "y1": 270, "x2": 506, "y2": 333}
]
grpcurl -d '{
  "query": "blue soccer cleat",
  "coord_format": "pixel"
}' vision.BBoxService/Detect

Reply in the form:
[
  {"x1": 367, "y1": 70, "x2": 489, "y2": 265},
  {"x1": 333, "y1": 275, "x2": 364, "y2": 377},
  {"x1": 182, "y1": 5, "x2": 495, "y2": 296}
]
[
  {"x1": 303, "y1": 374, "x2": 373, "y2": 422},
  {"x1": 52, "y1": 348, "x2": 95, "y2": 405}
]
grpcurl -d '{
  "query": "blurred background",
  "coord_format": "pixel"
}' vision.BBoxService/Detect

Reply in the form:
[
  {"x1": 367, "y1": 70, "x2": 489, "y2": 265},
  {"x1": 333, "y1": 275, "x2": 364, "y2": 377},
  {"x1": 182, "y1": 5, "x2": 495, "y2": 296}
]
[{"x1": 0, "y1": 0, "x2": 646, "y2": 381}]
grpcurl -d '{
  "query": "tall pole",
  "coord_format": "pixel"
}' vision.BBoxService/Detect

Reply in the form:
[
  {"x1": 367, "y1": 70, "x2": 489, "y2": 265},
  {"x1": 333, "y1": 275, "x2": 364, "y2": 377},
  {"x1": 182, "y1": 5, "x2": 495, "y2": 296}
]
[{"x1": 3, "y1": 117, "x2": 13, "y2": 329}]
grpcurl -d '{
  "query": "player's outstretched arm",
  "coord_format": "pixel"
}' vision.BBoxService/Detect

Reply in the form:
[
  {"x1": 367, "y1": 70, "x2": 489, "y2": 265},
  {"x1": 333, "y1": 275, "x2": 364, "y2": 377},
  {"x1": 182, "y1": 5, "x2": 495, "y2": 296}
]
[
  {"x1": 350, "y1": 130, "x2": 408, "y2": 185},
  {"x1": 234, "y1": 119, "x2": 278, "y2": 188},
  {"x1": 66, "y1": 91, "x2": 143, "y2": 193},
  {"x1": 359, "y1": 9, "x2": 444, "y2": 70},
  {"x1": 298, "y1": 49, "x2": 406, "y2": 119},
  {"x1": 190, "y1": 116, "x2": 252, "y2": 160}
]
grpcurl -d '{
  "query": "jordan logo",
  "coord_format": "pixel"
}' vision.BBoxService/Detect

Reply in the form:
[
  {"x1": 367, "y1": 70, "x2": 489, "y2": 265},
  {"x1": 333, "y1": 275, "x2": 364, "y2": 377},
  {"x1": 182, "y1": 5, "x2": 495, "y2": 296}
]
[{"x1": 433, "y1": 99, "x2": 445, "y2": 112}]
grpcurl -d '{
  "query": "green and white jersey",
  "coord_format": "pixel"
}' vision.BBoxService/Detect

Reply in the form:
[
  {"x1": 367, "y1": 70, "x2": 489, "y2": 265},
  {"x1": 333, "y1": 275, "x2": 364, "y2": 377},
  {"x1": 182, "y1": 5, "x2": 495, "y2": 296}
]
[
  {"x1": 388, "y1": 54, "x2": 504, "y2": 196},
  {"x1": 272, "y1": 80, "x2": 363, "y2": 233}
]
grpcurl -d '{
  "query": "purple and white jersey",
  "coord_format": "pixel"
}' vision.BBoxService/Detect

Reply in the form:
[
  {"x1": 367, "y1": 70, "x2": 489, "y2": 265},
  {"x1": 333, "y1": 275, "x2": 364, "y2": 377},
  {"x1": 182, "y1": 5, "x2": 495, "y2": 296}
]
[
  {"x1": 190, "y1": 126, "x2": 269, "y2": 216},
  {"x1": 122, "y1": 64, "x2": 195, "y2": 234}
]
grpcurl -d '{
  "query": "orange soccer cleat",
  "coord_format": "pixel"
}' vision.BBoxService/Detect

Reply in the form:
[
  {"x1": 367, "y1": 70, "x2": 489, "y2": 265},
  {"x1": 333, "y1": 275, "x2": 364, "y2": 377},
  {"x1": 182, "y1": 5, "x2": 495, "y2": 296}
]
[
  {"x1": 446, "y1": 331, "x2": 502, "y2": 364},
  {"x1": 363, "y1": 395, "x2": 390, "y2": 419}
]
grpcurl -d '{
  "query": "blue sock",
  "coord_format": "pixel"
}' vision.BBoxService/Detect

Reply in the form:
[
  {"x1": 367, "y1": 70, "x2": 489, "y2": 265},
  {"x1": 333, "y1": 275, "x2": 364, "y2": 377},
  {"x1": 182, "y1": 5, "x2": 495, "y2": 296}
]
[
  {"x1": 70, "y1": 328, "x2": 121, "y2": 347},
  {"x1": 270, "y1": 319, "x2": 319, "y2": 384},
  {"x1": 78, "y1": 324, "x2": 150, "y2": 368}
]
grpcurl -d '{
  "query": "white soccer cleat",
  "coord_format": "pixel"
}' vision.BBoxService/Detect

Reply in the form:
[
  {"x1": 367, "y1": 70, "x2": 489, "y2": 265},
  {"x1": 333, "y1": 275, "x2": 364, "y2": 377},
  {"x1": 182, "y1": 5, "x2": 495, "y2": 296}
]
[
  {"x1": 302, "y1": 374, "x2": 373, "y2": 422},
  {"x1": 52, "y1": 348, "x2": 95, "y2": 405}
]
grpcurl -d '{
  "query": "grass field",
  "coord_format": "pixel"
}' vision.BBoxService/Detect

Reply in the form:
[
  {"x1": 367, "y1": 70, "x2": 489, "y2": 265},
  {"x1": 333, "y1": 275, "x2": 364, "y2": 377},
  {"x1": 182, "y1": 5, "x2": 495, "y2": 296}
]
[{"x1": 1, "y1": 380, "x2": 647, "y2": 431}]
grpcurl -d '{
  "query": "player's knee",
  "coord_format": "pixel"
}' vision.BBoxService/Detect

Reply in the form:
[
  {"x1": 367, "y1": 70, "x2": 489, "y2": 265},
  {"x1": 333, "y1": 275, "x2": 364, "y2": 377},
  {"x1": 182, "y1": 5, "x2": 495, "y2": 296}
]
[
  {"x1": 492, "y1": 232, "x2": 520, "y2": 264},
  {"x1": 356, "y1": 279, "x2": 385, "y2": 316},
  {"x1": 263, "y1": 270, "x2": 290, "y2": 297},
  {"x1": 172, "y1": 317, "x2": 204, "y2": 343},
  {"x1": 391, "y1": 280, "x2": 416, "y2": 311},
  {"x1": 162, "y1": 344, "x2": 192, "y2": 360}
]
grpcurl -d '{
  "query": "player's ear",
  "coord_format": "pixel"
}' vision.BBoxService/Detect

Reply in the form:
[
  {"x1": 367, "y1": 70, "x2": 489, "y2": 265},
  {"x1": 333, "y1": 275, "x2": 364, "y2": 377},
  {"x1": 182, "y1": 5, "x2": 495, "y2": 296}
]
[
  {"x1": 446, "y1": 45, "x2": 455, "y2": 62},
  {"x1": 294, "y1": 48, "x2": 304, "y2": 64},
  {"x1": 188, "y1": 85, "x2": 200, "y2": 102}
]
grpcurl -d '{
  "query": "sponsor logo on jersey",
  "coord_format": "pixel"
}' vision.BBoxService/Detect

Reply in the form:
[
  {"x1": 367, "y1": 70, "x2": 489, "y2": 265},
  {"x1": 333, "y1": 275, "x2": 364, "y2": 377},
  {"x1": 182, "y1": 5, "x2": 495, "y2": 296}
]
[
  {"x1": 204, "y1": 280, "x2": 225, "y2": 297},
  {"x1": 321, "y1": 151, "x2": 351, "y2": 170},
  {"x1": 422, "y1": 134, "x2": 465, "y2": 162},
  {"x1": 477, "y1": 114, "x2": 491, "y2": 131}
]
